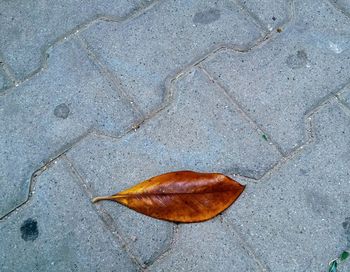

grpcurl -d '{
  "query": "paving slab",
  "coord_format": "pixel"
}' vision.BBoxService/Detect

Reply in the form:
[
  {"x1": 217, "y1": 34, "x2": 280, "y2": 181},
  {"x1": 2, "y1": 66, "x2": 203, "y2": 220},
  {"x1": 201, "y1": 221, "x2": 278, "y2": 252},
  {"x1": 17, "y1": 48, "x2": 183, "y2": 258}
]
[
  {"x1": 203, "y1": 0, "x2": 350, "y2": 154},
  {"x1": 0, "y1": 37, "x2": 139, "y2": 218},
  {"x1": 0, "y1": 0, "x2": 153, "y2": 82},
  {"x1": 1, "y1": 0, "x2": 350, "y2": 271},
  {"x1": 66, "y1": 68, "x2": 282, "y2": 265},
  {"x1": 0, "y1": 159, "x2": 136, "y2": 272},
  {"x1": 225, "y1": 100, "x2": 350, "y2": 271},
  {"x1": 238, "y1": 0, "x2": 291, "y2": 30},
  {"x1": 81, "y1": 0, "x2": 263, "y2": 114},
  {"x1": 150, "y1": 218, "x2": 260, "y2": 272}
]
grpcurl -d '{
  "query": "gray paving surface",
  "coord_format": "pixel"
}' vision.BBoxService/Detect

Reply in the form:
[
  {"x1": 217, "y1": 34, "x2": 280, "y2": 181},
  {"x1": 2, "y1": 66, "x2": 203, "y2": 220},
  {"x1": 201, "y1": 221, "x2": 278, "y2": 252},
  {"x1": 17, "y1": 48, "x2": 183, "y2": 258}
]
[
  {"x1": 0, "y1": 0, "x2": 153, "y2": 81},
  {"x1": 0, "y1": 37, "x2": 140, "y2": 219},
  {"x1": 226, "y1": 100, "x2": 350, "y2": 271},
  {"x1": 1, "y1": 0, "x2": 350, "y2": 271},
  {"x1": 0, "y1": 159, "x2": 135, "y2": 271},
  {"x1": 80, "y1": 0, "x2": 263, "y2": 114}
]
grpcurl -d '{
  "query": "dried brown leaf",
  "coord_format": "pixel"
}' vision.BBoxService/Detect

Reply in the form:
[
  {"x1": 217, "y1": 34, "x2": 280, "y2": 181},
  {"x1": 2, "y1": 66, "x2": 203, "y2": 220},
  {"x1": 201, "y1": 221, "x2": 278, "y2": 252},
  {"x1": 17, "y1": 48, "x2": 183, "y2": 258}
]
[{"x1": 92, "y1": 171, "x2": 245, "y2": 223}]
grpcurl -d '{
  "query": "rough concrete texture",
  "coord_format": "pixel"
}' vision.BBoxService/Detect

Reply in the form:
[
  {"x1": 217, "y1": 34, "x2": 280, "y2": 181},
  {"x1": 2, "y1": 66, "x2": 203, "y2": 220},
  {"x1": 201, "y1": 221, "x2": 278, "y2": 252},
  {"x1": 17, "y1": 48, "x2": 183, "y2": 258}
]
[
  {"x1": 0, "y1": 64, "x2": 12, "y2": 91},
  {"x1": 236, "y1": 0, "x2": 291, "y2": 30},
  {"x1": 65, "y1": 68, "x2": 281, "y2": 265},
  {"x1": 203, "y1": 0, "x2": 350, "y2": 154},
  {"x1": 1, "y1": 0, "x2": 350, "y2": 271},
  {"x1": 330, "y1": 0, "x2": 350, "y2": 14},
  {"x1": 0, "y1": 37, "x2": 139, "y2": 219},
  {"x1": 151, "y1": 218, "x2": 261, "y2": 271},
  {"x1": 338, "y1": 84, "x2": 350, "y2": 108},
  {"x1": 80, "y1": 0, "x2": 263, "y2": 114},
  {"x1": 0, "y1": 159, "x2": 136, "y2": 272},
  {"x1": 0, "y1": 70, "x2": 9, "y2": 90},
  {"x1": 226, "y1": 100, "x2": 350, "y2": 272},
  {"x1": 0, "y1": 0, "x2": 153, "y2": 84}
]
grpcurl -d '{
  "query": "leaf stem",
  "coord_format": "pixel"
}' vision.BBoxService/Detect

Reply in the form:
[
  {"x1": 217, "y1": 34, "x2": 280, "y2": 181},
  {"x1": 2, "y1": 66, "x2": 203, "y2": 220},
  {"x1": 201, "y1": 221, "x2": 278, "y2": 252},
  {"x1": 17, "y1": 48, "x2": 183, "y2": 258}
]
[
  {"x1": 92, "y1": 194, "x2": 127, "y2": 203},
  {"x1": 92, "y1": 196, "x2": 114, "y2": 203}
]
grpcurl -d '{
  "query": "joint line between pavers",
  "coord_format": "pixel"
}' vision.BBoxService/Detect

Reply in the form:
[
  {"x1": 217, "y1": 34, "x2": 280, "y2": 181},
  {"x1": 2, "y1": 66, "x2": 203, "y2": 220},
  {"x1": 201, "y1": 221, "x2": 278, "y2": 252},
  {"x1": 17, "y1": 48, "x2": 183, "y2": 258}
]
[
  {"x1": 224, "y1": 0, "x2": 295, "y2": 54},
  {"x1": 335, "y1": 82, "x2": 350, "y2": 114},
  {"x1": 336, "y1": 96, "x2": 350, "y2": 117},
  {"x1": 0, "y1": 158, "x2": 57, "y2": 222},
  {"x1": 148, "y1": 31, "x2": 278, "y2": 134},
  {"x1": 0, "y1": 0, "x2": 296, "y2": 217},
  {"x1": 0, "y1": 129, "x2": 93, "y2": 220},
  {"x1": 98, "y1": 0, "x2": 162, "y2": 26},
  {"x1": 198, "y1": 65, "x2": 286, "y2": 157},
  {"x1": 230, "y1": 0, "x2": 269, "y2": 32},
  {"x1": 191, "y1": 79, "x2": 341, "y2": 184},
  {"x1": 143, "y1": 224, "x2": 179, "y2": 269},
  {"x1": 0, "y1": 1, "x2": 293, "y2": 219},
  {"x1": 0, "y1": 0, "x2": 161, "y2": 98},
  {"x1": 75, "y1": 35, "x2": 145, "y2": 119},
  {"x1": 0, "y1": 153, "x2": 67, "y2": 222},
  {"x1": 149, "y1": 40, "x2": 267, "y2": 123},
  {"x1": 80, "y1": 34, "x2": 286, "y2": 176},
  {"x1": 221, "y1": 215, "x2": 271, "y2": 272},
  {"x1": 273, "y1": 0, "x2": 296, "y2": 27},
  {"x1": 196, "y1": 10, "x2": 348, "y2": 183},
  {"x1": 85, "y1": 68, "x2": 192, "y2": 143},
  {"x1": 278, "y1": 81, "x2": 350, "y2": 159},
  {"x1": 187, "y1": 35, "x2": 270, "y2": 73},
  {"x1": 258, "y1": 96, "x2": 340, "y2": 182},
  {"x1": 0, "y1": 52, "x2": 17, "y2": 85},
  {"x1": 327, "y1": 0, "x2": 350, "y2": 19},
  {"x1": 0, "y1": 20, "x2": 99, "y2": 97},
  {"x1": 63, "y1": 155, "x2": 147, "y2": 271},
  {"x1": 144, "y1": 224, "x2": 181, "y2": 271}
]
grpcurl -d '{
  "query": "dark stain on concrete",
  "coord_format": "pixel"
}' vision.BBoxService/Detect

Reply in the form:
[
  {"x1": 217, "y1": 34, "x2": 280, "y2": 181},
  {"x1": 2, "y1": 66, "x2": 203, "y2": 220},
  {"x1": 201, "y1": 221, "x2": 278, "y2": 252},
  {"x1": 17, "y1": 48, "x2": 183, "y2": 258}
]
[
  {"x1": 305, "y1": 190, "x2": 331, "y2": 215},
  {"x1": 343, "y1": 217, "x2": 350, "y2": 245},
  {"x1": 193, "y1": 8, "x2": 221, "y2": 25},
  {"x1": 20, "y1": 218, "x2": 39, "y2": 241},
  {"x1": 54, "y1": 103, "x2": 70, "y2": 119},
  {"x1": 286, "y1": 50, "x2": 308, "y2": 69}
]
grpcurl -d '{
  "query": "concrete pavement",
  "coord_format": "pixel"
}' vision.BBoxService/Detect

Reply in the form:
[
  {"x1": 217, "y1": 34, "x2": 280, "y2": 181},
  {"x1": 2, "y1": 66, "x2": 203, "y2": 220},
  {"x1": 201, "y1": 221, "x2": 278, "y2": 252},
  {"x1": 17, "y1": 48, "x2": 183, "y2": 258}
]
[{"x1": 1, "y1": 0, "x2": 350, "y2": 271}]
